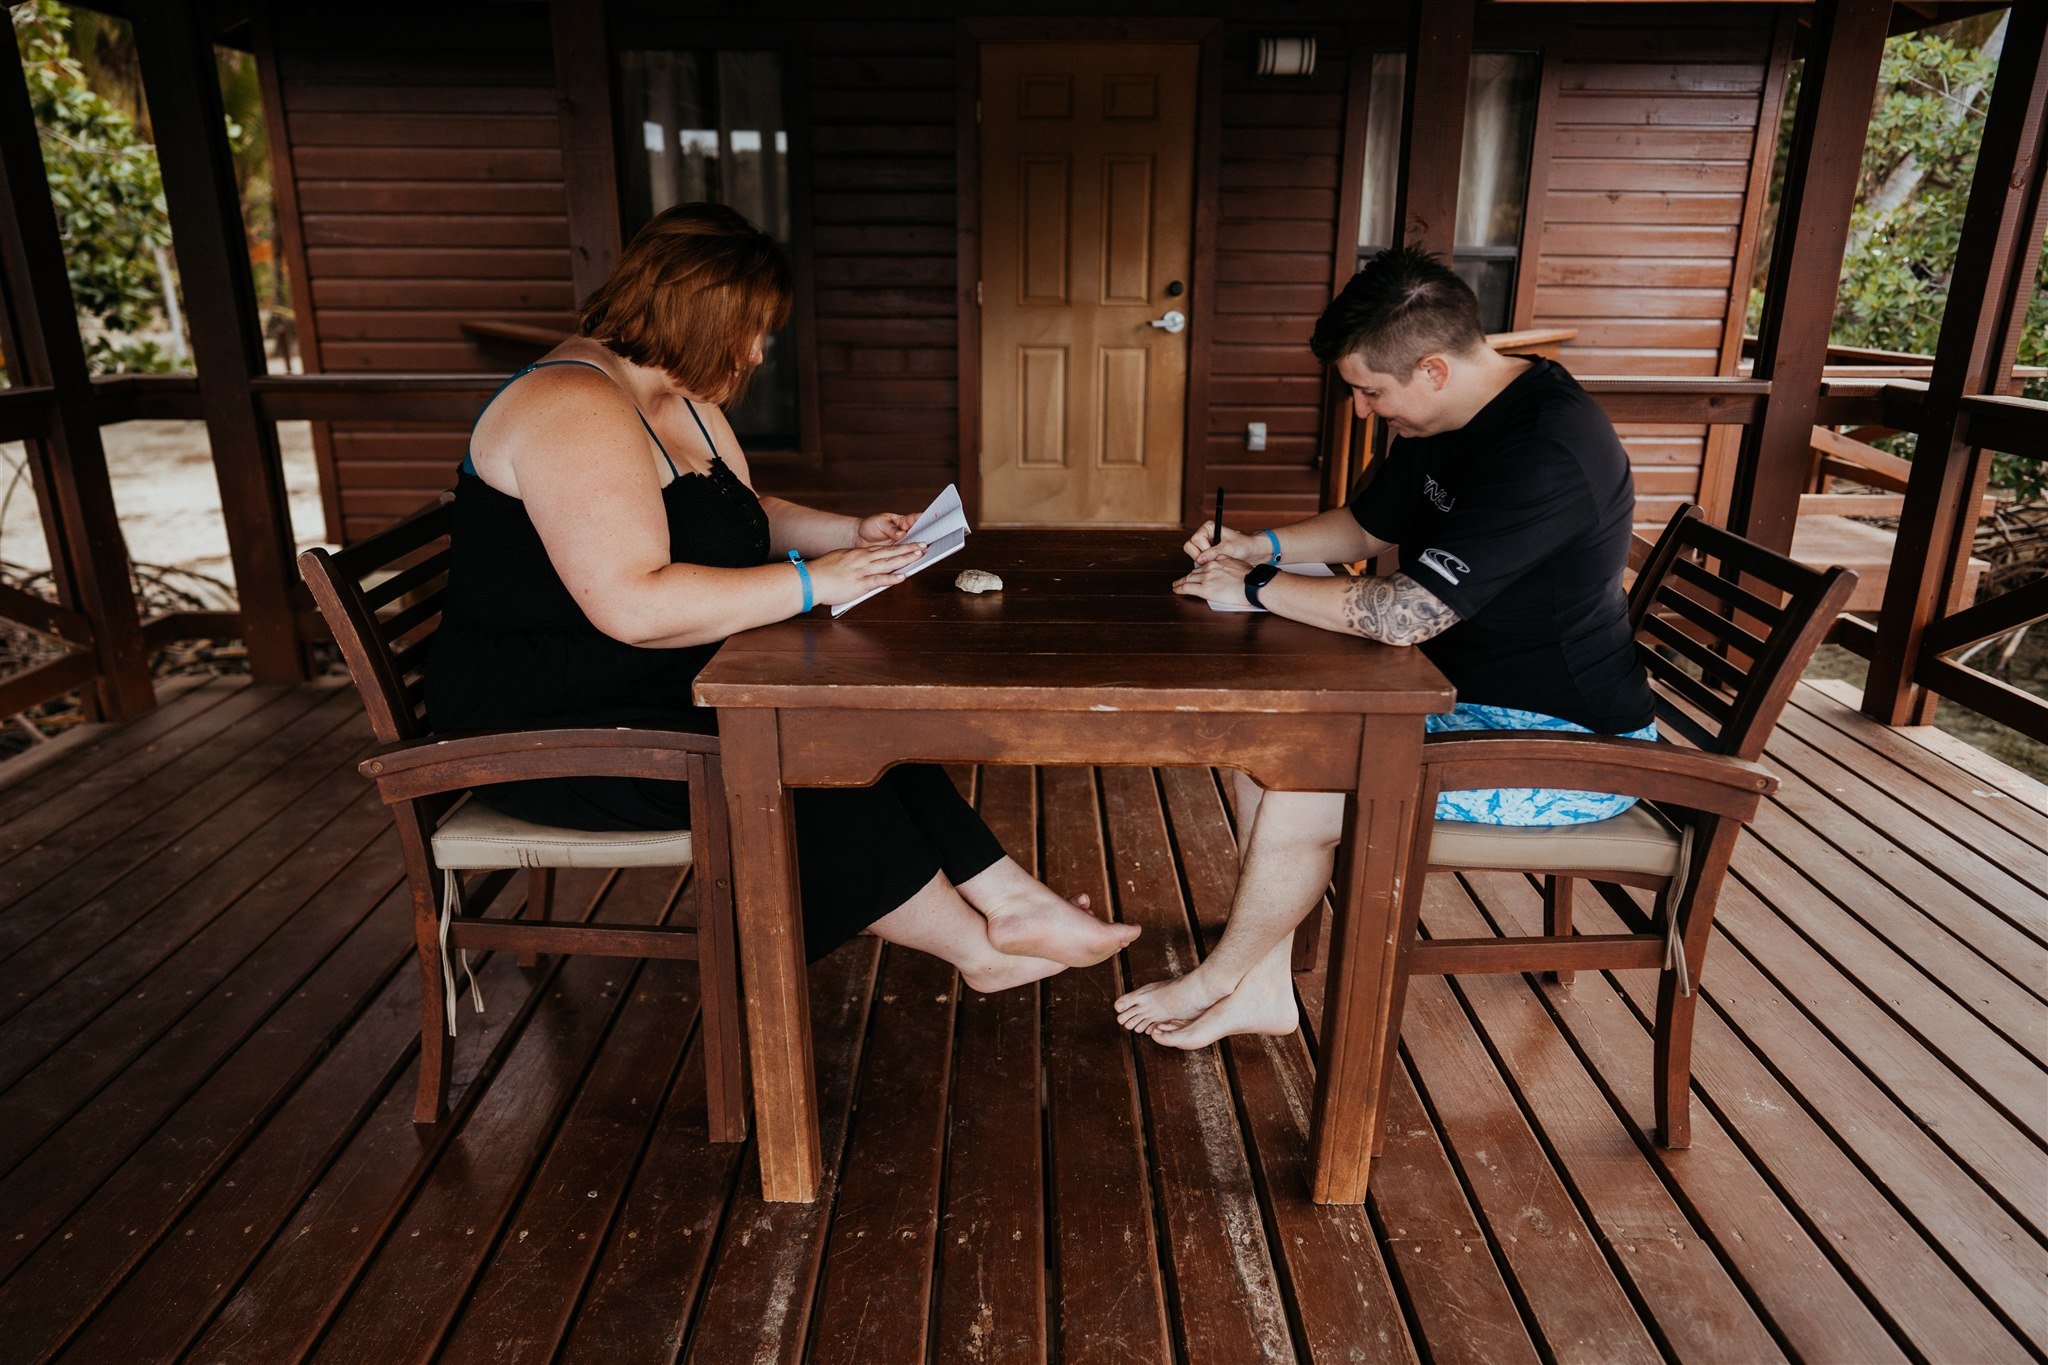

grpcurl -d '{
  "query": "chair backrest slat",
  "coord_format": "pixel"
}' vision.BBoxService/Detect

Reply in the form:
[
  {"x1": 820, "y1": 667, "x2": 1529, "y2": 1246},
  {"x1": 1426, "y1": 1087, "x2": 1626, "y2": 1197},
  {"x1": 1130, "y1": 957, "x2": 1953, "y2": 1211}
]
[
  {"x1": 1641, "y1": 611, "x2": 1750, "y2": 693},
  {"x1": 300, "y1": 494, "x2": 454, "y2": 746},
  {"x1": 1655, "y1": 578, "x2": 1771, "y2": 661},
  {"x1": 1643, "y1": 647, "x2": 1735, "y2": 724},
  {"x1": 1651, "y1": 696, "x2": 1721, "y2": 752},
  {"x1": 1668, "y1": 555, "x2": 1788, "y2": 629},
  {"x1": 363, "y1": 548, "x2": 450, "y2": 611},
  {"x1": 1632, "y1": 503, "x2": 1857, "y2": 762}
]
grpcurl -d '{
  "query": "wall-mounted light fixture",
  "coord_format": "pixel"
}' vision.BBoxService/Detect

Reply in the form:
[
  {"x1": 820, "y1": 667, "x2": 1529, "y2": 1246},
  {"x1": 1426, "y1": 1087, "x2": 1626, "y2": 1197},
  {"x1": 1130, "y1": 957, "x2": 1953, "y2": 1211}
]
[{"x1": 1256, "y1": 36, "x2": 1316, "y2": 79}]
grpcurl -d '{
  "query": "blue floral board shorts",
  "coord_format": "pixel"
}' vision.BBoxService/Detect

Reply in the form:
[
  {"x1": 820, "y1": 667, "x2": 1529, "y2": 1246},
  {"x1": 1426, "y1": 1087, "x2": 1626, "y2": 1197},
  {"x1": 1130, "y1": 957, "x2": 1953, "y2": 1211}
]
[{"x1": 1427, "y1": 703, "x2": 1659, "y2": 826}]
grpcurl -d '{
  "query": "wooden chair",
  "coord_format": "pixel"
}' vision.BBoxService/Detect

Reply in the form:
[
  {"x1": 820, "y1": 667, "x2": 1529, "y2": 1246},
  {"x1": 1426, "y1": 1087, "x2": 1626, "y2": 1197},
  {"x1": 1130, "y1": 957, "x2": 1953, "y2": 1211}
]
[
  {"x1": 1355, "y1": 504, "x2": 1856, "y2": 1151},
  {"x1": 299, "y1": 496, "x2": 747, "y2": 1140}
]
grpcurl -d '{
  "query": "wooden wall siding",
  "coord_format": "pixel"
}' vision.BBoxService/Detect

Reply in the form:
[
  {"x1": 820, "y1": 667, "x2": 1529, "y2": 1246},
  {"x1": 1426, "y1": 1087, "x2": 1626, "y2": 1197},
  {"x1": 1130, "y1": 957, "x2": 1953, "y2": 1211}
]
[
  {"x1": 803, "y1": 22, "x2": 962, "y2": 505},
  {"x1": 272, "y1": 10, "x2": 572, "y2": 542},
  {"x1": 1524, "y1": 22, "x2": 1776, "y2": 530},
  {"x1": 268, "y1": 10, "x2": 1782, "y2": 539},
  {"x1": 1206, "y1": 28, "x2": 1351, "y2": 520}
]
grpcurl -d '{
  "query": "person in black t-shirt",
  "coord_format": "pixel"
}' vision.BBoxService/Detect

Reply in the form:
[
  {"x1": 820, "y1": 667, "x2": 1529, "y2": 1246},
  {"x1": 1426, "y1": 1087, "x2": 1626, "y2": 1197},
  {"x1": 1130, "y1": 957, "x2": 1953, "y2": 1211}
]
[{"x1": 1117, "y1": 246, "x2": 1655, "y2": 1049}]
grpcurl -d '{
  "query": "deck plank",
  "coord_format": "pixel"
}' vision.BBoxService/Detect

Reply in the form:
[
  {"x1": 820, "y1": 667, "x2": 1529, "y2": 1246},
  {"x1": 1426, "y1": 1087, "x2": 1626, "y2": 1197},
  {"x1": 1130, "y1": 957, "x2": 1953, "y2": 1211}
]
[
  {"x1": 439, "y1": 947, "x2": 701, "y2": 1364},
  {"x1": 0, "y1": 675, "x2": 237, "y2": 828},
  {"x1": 182, "y1": 871, "x2": 612, "y2": 1362},
  {"x1": 1099, "y1": 766, "x2": 1296, "y2": 1364},
  {"x1": 1469, "y1": 874, "x2": 1909, "y2": 1362},
  {"x1": 312, "y1": 869, "x2": 678, "y2": 1363},
  {"x1": 806, "y1": 944, "x2": 957, "y2": 1362},
  {"x1": 1792, "y1": 683, "x2": 2048, "y2": 857},
  {"x1": 0, "y1": 683, "x2": 331, "y2": 918},
  {"x1": 1040, "y1": 765, "x2": 1176, "y2": 1365},
  {"x1": 0, "y1": 683, "x2": 2036, "y2": 1363},
  {"x1": 1156, "y1": 766, "x2": 1417, "y2": 1364},
  {"x1": 1560, "y1": 880, "x2": 2045, "y2": 1358},
  {"x1": 931, "y1": 763, "x2": 1048, "y2": 1365},
  {"x1": 678, "y1": 938, "x2": 880, "y2": 1363}
]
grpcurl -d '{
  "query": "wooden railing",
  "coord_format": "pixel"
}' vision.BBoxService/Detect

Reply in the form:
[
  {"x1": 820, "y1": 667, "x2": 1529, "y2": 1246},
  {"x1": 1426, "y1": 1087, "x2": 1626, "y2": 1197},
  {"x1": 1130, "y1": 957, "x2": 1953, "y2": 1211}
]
[{"x1": 1837, "y1": 392, "x2": 2048, "y2": 744}]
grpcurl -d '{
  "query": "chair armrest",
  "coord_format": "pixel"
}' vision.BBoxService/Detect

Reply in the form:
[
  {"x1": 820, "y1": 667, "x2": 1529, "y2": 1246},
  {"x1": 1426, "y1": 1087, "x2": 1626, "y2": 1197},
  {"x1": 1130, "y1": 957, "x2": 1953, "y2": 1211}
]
[
  {"x1": 359, "y1": 725, "x2": 721, "y2": 804},
  {"x1": 1420, "y1": 731, "x2": 1776, "y2": 820}
]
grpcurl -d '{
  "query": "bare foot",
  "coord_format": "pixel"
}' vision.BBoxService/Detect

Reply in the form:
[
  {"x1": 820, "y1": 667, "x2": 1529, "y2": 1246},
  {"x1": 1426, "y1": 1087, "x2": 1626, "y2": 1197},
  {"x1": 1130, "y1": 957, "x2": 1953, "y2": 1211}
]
[
  {"x1": 957, "y1": 945, "x2": 1068, "y2": 995},
  {"x1": 1148, "y1": 971, "x2": 1299, "y2": 1050},
  {"x1": 983, "y1": 889, "x2": 1140, "y2": 969},
  {"x1": 1114, "y1": 967, "x2": 1229, "y2": 1034}
]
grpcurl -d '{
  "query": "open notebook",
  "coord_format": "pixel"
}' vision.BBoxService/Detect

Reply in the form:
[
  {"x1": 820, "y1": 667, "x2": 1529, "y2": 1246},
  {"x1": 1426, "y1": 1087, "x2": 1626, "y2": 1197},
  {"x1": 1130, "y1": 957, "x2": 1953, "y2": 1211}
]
[
  {"x1": 1207, "y1": 560, "x2": 1336, "y2": 611},
  {"x1": 829, "y1": 483, "x2": 971, "y2": 616}
]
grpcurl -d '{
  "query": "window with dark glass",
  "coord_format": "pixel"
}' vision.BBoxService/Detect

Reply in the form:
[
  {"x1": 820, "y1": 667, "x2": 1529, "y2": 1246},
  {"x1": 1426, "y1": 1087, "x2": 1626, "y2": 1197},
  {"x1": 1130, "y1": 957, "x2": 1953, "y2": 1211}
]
[
  {"x1": 1357, "y1": 53, "x2": 1540, "y2": 333},
  {"x1": 616, "y1": 48, "x2": 797, "y2": 447}
]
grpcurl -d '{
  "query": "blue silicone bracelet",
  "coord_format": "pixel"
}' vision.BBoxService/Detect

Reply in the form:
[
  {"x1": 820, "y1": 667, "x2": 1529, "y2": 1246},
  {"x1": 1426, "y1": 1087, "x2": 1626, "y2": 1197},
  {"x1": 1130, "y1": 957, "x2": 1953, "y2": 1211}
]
[
  {"x1": 788, "y1": 550, "x2": 813, "y2": 612},
  {"x1": 1263, "y1": 529, "x2": 1282, "y2": 564}
]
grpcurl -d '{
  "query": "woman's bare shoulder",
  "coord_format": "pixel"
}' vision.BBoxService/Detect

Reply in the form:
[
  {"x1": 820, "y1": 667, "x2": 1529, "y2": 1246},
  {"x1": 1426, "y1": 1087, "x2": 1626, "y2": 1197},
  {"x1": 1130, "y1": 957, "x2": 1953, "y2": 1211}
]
[{"x1": 475, "y1": 357, "x2": 644, "y2": 488}]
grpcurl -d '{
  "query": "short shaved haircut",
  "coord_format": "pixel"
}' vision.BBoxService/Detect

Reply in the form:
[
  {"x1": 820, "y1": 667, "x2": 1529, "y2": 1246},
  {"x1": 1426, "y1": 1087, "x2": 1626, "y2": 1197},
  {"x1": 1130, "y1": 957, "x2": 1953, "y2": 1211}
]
[{"x1": 1310, "y1": 245, "x2": 1487, "y2": 377}]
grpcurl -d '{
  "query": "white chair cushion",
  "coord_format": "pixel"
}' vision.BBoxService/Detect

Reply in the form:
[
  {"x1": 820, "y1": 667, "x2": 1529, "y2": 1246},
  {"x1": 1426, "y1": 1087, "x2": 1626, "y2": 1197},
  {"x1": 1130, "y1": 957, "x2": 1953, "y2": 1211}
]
[
  {"x1": 1428, "y1": 802, "x2": 1681, "y2": 879},
  {"x1": 431, "y1": 802, "x2": 693, "y2": 870}
]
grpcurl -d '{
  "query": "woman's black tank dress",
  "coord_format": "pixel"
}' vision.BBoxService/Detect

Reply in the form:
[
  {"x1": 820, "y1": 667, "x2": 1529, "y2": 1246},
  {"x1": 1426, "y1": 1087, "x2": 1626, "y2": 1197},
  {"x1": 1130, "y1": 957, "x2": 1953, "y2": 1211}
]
[{"x1": 425, "y1": 361, "x2": 1003, "y2": 960}]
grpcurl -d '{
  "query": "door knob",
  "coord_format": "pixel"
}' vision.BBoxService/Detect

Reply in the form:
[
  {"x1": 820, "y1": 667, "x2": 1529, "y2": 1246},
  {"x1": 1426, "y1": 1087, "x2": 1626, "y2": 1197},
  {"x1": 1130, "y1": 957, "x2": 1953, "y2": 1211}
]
[{"x1": 1148, "y1": 310, "x2": 1186, "y2": 334}]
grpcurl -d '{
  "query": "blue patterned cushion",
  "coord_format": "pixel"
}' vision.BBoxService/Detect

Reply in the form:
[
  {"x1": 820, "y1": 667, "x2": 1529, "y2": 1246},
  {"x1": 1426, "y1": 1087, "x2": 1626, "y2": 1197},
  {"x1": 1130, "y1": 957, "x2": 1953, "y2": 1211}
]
[{"x1": 1427, "y1": 703, "x2": 1659, "y2": 827}]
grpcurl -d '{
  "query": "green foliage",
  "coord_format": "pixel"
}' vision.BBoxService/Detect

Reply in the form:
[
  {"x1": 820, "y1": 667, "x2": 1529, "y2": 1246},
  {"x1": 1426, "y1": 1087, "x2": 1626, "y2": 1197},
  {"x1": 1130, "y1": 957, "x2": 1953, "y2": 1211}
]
[
  {"x1": 13, "y1": 0, "x2": 176, "y2": 374},
  {"x1": 1754, "y1": 18, "x2": 2048, "y2": 499}
]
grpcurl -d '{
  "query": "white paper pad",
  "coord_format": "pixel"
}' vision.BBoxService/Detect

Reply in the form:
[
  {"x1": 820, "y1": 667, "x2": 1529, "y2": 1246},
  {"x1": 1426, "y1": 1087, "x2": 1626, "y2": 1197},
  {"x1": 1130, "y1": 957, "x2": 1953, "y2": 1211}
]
[
  {"x1": 829, "y1": 483, "x2": 970, "y2": 616},
  {"x1": 1207, "y1": 560, "x2": 1337, "y2": 611}
]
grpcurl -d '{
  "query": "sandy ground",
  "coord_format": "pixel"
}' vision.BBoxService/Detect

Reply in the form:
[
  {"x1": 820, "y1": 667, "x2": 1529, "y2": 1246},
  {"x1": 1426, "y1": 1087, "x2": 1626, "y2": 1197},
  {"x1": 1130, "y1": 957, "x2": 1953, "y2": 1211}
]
[{"x1": 0, "y1": 419, "x2": 330, "y2": 588}]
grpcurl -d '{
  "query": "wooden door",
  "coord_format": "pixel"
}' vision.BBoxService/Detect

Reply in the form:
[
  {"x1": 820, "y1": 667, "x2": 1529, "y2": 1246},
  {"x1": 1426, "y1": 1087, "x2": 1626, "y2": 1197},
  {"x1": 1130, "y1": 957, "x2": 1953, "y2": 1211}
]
[{"x1": 978, "y1": 42, "x2": 1197, "y2": 526}]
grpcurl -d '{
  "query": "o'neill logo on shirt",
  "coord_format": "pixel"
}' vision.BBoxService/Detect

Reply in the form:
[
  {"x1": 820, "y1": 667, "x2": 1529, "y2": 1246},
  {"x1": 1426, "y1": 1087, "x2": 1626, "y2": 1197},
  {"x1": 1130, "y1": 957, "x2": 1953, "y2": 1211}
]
[
  {"x1": 1418, "y1": 548, "x2": 1469, "y2": 586},
  {"x1": 1422, "y1": 475, "x2": 1455, "y2": 512}
]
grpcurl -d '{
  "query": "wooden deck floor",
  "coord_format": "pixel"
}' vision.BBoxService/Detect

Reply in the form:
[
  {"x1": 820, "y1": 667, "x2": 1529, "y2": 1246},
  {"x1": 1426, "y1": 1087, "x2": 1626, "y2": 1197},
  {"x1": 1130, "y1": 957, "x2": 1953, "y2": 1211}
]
[{"x1": 0, "y1": 674, "x2": 2042, "y2": 1363}]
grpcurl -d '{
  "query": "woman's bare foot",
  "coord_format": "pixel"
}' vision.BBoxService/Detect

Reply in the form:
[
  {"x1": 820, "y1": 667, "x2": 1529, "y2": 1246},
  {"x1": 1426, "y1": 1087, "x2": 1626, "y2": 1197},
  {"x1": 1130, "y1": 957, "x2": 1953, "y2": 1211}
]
[
  {"x1": 1148, "y1": 964, "x2": 1299, "y2": 1049},
  {"x1": 1114, "y1": 965, "x2": 1230, "y2": 1034},
  {"x1": 955, "y1": 943, "x2": 1068, "y2": 995},
  {"x1": 966, "y1": 861, "x2": 1141, "y2": 968}
]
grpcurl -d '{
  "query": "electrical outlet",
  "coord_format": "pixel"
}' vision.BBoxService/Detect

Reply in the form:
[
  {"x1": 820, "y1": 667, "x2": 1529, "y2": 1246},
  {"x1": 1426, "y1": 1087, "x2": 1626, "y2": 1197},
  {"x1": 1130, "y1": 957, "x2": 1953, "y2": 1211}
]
[{"x1": 1246, "y1": 421, "x2": 1268, "y2": 452}]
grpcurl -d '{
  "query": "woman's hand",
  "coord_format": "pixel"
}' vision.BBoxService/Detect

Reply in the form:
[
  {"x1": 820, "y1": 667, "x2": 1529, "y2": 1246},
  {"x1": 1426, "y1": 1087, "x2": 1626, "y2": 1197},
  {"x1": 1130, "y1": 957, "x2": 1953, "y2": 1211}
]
[
  {"x1": 1172, "y1": 553, "x2": 1253, "y2": 608},
  {"x1": 854, "y1": 511, "x2": 917, "y2": 547},
  {"x1": 1183, "y1": 519, "x2": 1266, "y2": 566},
  {"x1": 805, "y1": 541, "x2": 926, "y2": 607}
]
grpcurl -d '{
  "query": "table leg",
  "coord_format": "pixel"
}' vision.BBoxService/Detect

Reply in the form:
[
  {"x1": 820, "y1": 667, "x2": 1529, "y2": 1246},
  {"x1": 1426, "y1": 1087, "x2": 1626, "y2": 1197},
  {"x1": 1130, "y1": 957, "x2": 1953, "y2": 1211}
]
[
  {"x1": 1309, "y1": 711, "x2": 1428, "y2": 1204},
  {"x1": 719, "y1": 708, "x2": 823, "y2": 1201}
]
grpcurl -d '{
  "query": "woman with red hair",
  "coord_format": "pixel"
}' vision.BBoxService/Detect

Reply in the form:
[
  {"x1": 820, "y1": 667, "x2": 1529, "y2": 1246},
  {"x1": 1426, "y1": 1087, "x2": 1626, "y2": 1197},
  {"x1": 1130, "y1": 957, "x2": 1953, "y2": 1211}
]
[{"x1": 429, "y1": 204, "x2": 1135, "y2": 986}]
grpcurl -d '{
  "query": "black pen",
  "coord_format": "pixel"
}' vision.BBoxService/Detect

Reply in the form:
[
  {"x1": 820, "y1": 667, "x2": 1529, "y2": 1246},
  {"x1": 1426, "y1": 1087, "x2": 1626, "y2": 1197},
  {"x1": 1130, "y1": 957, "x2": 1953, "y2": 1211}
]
[{"x1": 1213, "y1": 485, "x2": 1226, "y2": 547}]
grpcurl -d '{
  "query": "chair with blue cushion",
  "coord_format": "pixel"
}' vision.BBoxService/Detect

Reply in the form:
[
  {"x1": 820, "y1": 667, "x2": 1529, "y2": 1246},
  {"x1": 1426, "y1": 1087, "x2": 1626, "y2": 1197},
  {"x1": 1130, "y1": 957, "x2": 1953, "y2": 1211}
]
[{"x1": 1338, "y1": 503, "x2": 1856, "y2": 1151}]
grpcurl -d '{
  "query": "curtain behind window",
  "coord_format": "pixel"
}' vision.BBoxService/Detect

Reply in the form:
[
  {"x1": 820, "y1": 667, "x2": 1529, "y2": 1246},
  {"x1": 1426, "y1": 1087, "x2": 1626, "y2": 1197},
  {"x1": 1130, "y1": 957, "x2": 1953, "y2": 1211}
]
[{"x1": 617, "y1": 49, "x2": 797, "y2": 447}]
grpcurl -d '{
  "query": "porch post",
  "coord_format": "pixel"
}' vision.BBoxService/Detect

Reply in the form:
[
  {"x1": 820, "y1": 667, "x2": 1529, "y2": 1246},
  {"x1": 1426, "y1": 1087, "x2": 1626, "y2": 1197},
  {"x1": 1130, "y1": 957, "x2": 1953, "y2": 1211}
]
[
  {"x1": 133, "y1": 0, "x2": 306, "y2": 685},
  {"x1": 1392, "y1": 0, "x2": 1471, "y2": 260},
  {"x1": 550, "y1": 0, "x2": 623, "y2": 305},
  {"x1": 0, "y1": 24, "x2": 154, "y2": 719},
  {"x1": 1864, "y1": 4, "x2": 2048, "y2": 726},
  {"x1": 1726, "y1": 0, "x2": 1891, "y2": 556}
]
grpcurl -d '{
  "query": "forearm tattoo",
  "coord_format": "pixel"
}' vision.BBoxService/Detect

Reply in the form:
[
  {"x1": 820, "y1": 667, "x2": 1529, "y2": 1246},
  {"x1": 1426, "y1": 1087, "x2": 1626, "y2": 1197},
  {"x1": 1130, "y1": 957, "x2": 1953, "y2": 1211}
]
[{"x1": 1342, "y1": 572, "x2": 1461, "y2": 645}]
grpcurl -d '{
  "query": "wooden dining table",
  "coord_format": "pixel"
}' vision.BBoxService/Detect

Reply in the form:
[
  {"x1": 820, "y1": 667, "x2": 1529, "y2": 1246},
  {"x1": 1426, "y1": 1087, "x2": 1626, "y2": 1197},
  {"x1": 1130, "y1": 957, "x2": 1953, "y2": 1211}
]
[{"x1": 694, "y1": 529, "x2": 1454, "y2": 1205}]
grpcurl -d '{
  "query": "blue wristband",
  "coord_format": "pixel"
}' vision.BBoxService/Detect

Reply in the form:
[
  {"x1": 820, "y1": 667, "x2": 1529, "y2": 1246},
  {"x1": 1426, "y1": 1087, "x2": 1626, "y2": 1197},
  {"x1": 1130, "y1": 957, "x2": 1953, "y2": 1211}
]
[
  {"x1": 1262, "y1": 529, "x2": 1282, "y2": 564},
  {"x1": 787, "y1": 550, "x2": 813, "y2": 612}
]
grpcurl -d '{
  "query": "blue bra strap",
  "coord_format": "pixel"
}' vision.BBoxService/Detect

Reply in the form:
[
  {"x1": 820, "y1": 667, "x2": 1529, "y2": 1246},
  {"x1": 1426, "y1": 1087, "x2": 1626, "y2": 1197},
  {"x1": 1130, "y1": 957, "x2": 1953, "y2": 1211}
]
[
  {"x1": 680, "y1": 397, "x2": 720, "y2": 462},
  {"x1": 461, "y1": 358, "x2": 680, "y2": 480}
]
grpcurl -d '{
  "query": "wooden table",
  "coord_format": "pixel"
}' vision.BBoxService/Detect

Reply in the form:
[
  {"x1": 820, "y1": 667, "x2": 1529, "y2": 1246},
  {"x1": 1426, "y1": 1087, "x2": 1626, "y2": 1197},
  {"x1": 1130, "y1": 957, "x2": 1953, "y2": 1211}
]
[{"x1": 695, "y1": 530, "x2": 1454, "y2": 1204}]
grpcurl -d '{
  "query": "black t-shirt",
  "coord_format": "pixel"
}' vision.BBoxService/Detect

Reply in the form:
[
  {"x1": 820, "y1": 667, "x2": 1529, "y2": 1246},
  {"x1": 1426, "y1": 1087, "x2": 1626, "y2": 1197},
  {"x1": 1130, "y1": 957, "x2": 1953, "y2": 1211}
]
[{"x1": 1348, "y1": 356, "x2": 1654, "y2": 734}]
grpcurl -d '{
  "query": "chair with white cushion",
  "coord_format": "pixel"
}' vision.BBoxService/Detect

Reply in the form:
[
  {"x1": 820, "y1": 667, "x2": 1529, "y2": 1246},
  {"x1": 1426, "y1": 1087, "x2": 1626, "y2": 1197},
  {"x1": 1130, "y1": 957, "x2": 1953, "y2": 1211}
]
[{"x1": 301, "y1": 495, "x2": 746, "y2": 1140}]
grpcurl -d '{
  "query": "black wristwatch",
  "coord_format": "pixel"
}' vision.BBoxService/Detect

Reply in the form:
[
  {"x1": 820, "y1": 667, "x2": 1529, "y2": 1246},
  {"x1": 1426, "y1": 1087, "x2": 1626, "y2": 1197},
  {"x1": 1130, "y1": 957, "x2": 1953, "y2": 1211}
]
[{"x1": 1243, "y1": 562, "x2": 1280, "y2": 610}]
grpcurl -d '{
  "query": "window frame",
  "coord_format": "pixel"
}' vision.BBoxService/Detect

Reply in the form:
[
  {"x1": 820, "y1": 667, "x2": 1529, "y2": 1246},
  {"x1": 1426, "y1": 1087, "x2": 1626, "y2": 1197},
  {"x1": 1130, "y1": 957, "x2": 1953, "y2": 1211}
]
[
  {"x1": 607, "y1": 16, "x2": 820, "y2": 465},
  {"x1": 1353, "y1": 48, "x2": 1545, "y2": 335}
]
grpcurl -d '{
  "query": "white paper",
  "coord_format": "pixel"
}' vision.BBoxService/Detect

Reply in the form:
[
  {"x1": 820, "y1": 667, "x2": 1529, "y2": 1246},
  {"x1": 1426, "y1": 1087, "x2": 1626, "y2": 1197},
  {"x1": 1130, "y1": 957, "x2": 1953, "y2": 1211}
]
[
  {"x1": 829, "y1": 483, "x2": 970, "y2": 616},
  {"x1": 1207, "y1": 560, "x2": 1337, "y2": 611}
]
